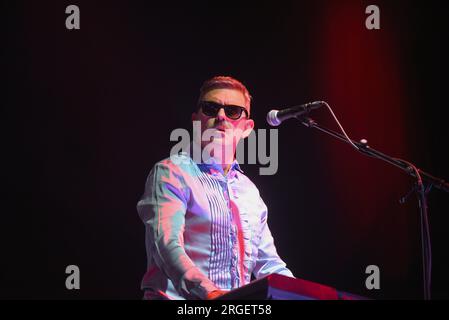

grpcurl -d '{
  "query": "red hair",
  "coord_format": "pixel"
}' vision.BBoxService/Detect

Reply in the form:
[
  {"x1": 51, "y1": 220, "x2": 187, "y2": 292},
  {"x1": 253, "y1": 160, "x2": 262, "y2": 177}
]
[{"x1": 198, "y1": 76, "x2": 252, "y2": 109}]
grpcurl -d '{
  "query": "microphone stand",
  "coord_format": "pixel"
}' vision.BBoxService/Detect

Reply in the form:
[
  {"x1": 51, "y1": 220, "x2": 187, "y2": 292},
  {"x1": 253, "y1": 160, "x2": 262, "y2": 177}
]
[{"x1": 297, "y1": 116, "x2": 449, "y2": 300}]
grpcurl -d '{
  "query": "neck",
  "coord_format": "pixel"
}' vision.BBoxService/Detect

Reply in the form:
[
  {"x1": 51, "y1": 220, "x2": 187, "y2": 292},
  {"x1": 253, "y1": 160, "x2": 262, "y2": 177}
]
[
  {"x1": 222, "y1": 163, "x2": 232, "y2": 175},
  {"x1": 202, "y1": 143, "x2": 236, "y2": 175},
  {"x1": 216, "y1": 149, "x2": 235, "y2": 175}
]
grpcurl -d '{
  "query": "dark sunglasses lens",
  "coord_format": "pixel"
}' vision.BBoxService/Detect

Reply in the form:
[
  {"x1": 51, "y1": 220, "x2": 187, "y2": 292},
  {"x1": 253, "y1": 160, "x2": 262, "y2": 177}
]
[
  {"x1": 201, "y1": 102, "x2": 219, "y2": 116},
  {"x1": 225, "y1": 106, "x2": 243, "y2": 119}
]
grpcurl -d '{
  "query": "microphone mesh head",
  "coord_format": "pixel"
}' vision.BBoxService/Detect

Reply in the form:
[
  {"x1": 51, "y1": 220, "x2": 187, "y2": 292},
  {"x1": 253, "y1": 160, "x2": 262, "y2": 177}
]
[{"x1": 266, "y1": 110, "x2": 281, "y2": 126}]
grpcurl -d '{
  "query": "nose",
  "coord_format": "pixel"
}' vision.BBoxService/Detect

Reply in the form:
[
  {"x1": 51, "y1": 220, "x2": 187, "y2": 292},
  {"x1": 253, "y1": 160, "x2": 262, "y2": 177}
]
[{"x1": 216, "y1": 108, "x2": 227, "y2": 121}]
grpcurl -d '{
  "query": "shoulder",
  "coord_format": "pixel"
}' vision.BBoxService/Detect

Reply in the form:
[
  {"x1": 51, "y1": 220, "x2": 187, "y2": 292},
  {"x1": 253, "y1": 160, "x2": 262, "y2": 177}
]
[
  {"x1": 234, "y1": 170, "x2": 265, "y2": 200},
  {"x1": 236, "y1": 171, "x2": 258, "y2": 189},
  {"x1": 150, "y1": 153, "x2": 198, "y2": 177}
]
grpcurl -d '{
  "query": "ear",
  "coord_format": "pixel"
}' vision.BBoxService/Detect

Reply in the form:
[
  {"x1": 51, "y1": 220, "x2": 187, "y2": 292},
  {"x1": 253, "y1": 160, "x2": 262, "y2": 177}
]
[{"x1": 241, "y1": 119, "x2": 255, "y2": 139}]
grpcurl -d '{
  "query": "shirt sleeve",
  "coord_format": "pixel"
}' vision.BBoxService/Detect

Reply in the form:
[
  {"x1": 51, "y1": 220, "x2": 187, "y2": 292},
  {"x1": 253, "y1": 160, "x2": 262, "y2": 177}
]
[
  {"x1": 137, "y1": 161, "x2": 219, "y2": 299},
  {"x1": 252, "y1": 203, "x2": 295, "y2": 279}
]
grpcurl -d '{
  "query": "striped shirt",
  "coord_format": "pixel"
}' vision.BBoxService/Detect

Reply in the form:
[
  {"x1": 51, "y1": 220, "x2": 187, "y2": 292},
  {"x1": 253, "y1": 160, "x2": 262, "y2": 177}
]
[{"x1": 137, "y1": 152, "x2": 294, "y2": 299}]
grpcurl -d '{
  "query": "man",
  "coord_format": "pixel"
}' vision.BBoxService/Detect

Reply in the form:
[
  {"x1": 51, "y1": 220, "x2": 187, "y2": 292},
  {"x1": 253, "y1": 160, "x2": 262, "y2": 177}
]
[{"x1": 137, "y1": 76, "x2": 294, "y2": 300}]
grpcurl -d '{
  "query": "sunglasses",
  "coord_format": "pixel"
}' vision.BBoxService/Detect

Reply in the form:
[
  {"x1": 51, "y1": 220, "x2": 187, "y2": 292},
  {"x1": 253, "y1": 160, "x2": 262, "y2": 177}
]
[{"x1": 198, "y1": 101, "x2": 249, "y2": 120}]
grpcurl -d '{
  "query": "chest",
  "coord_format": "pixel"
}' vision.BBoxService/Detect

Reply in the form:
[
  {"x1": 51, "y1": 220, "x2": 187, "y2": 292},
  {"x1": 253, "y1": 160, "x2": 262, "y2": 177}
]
[{"x1": 186, "y1": 173, "x2": 264, "y2": 231}]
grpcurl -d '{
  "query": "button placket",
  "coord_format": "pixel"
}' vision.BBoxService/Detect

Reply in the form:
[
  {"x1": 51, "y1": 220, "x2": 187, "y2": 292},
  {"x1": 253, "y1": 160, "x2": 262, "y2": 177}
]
[{"x1": 218, "y1": 176, "x2": 240, "y2": 289}]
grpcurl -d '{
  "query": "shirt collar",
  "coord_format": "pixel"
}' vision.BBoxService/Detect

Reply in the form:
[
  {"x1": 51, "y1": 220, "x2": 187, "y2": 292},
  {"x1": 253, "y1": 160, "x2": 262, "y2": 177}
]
[
  {"x1": 196, "y1": 157, "x2": 244, "y2": 177},
  {"x1": 185, "y1": 141, "x2": 244, "y2": 176}
]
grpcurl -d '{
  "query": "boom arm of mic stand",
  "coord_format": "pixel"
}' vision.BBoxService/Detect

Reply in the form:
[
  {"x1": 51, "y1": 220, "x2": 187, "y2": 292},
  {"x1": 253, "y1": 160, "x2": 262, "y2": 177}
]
[{"x1": 298, "y1": 116, "x2": 449, "y2": 193}]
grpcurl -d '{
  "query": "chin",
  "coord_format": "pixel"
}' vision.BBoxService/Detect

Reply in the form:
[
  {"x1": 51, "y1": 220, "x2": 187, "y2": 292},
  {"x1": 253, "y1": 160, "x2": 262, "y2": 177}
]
[{"x1": 207, "y1": 139, "x2": 233, "y2": 149}]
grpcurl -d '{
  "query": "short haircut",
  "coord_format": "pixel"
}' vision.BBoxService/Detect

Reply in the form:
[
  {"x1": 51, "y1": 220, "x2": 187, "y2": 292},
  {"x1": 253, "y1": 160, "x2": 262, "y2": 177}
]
[{"x1": 198, "y1": 76, "x2": 252, "y2": 110}]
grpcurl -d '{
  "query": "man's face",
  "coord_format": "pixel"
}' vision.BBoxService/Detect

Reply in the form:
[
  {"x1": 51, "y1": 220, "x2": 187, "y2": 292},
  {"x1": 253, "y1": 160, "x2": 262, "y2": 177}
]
[{"x1": 192, "y1": 88, "x2": 254, "y2": 151}]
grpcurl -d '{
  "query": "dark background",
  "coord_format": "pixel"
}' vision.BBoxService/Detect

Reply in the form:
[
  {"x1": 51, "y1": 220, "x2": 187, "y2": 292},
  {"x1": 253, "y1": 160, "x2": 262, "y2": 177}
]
[{"x1": 2, "y1": 0, "x2": 448, "y2": 299}]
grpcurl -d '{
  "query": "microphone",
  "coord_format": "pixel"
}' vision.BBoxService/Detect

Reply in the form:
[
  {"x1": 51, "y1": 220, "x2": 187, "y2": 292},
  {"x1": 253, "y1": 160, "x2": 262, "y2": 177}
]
[{"x1": 266, "y1": 101, "x2": 324, "y2": 126}]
